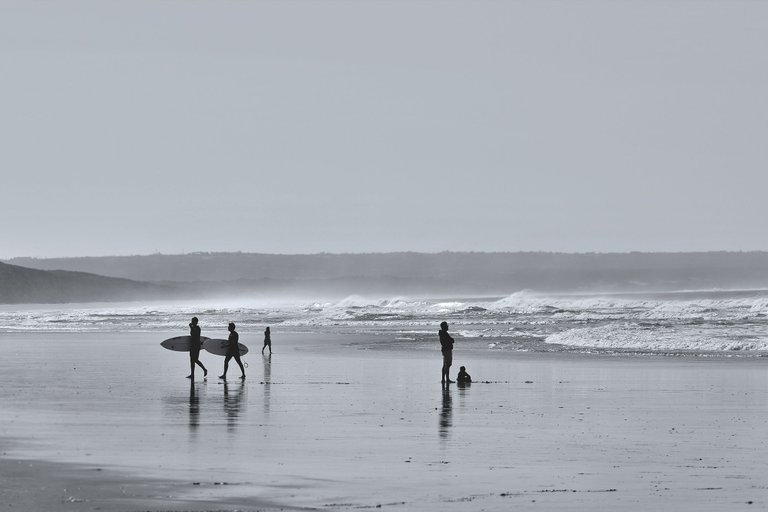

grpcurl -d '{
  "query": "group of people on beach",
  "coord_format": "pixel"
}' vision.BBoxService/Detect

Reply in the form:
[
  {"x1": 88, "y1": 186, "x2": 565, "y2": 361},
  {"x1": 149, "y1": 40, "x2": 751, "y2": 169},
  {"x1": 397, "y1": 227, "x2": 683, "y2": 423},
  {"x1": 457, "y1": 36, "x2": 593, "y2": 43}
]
[
  {"x1": 184, "y1": 317, "x2": 468, "y2": 385},
  {"x1": 186, "y1": 317, "x2": 272, "y2": 381}
]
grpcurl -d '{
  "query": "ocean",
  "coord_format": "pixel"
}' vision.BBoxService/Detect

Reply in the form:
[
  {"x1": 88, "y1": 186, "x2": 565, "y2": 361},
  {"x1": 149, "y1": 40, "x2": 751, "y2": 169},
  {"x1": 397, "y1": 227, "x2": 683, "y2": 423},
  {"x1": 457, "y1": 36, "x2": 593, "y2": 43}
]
[{"x1": 2, "y1": 288, "x2": 767, "y2": 355}]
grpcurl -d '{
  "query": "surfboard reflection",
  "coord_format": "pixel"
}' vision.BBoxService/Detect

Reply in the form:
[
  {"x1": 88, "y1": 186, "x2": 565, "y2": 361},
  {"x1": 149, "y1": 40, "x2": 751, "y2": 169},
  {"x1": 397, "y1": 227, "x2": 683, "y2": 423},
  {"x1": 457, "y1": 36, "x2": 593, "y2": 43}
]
[{"x1": 223, "y1": 380, "x2": 246, "y2": 432}]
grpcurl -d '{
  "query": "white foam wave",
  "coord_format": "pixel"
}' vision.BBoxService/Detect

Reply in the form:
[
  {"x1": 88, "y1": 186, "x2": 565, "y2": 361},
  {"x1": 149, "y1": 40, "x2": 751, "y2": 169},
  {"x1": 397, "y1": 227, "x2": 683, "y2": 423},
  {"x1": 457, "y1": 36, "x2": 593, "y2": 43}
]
[
  {"x1": 4, "y1": 292, "x2": 768, "y2": 355},
  {"x1": 546, "y1": 324, "x2": 768, "y2": 352},
  {"x1": 487, "y1": 292, "x2": 768, "y2": 323}
]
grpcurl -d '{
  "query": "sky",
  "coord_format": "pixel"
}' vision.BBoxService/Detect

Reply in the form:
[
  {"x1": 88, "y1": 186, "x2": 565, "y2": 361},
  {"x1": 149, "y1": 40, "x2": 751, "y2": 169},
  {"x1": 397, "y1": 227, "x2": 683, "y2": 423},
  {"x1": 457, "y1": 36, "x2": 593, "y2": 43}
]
[{"x1": 1, "y1": 1, "x2": 767, "y2": 258}]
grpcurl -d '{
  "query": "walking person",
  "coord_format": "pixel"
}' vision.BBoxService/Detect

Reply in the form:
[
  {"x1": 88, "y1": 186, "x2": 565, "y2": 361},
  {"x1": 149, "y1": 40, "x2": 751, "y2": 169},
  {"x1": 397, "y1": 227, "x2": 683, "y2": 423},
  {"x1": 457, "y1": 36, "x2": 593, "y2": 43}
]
[
  {"x1": 262, "y1": 326, "x2": 272, "y2": 354},
  {"x1": 219, "y1": 322, "x2": 246, "y2": 381},
  {"x1": 187, "y1": 317, "x2": 208, "y2": 379},
  {"x1": 439, "y1": 321, "x2": 455, "y2": 383}
]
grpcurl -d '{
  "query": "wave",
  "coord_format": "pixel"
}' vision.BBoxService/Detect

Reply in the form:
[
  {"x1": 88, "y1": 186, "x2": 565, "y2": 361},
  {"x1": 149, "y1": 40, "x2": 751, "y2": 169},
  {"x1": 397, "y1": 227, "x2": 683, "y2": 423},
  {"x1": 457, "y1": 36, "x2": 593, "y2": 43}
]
[
  {"x1": 545, "y1": 324, "x2": 768, "y2": 352},
  {"x1": 486, "y1": 292, "x2": 768, "y2": 323},
  {"x1": 3, "y1": 291, "x2": 768, "y2": 354}
]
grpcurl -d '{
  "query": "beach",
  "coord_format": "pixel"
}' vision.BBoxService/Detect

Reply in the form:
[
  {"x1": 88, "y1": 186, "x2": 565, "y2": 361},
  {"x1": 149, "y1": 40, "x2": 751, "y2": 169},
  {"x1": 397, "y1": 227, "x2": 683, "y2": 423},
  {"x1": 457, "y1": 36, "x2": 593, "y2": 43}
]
[
  {"x1": 1, "y1": 329, "x2": 767, "y2": 511},
  {"x1": 4, "y1": 0, "x2": 767, "y2": 508}
]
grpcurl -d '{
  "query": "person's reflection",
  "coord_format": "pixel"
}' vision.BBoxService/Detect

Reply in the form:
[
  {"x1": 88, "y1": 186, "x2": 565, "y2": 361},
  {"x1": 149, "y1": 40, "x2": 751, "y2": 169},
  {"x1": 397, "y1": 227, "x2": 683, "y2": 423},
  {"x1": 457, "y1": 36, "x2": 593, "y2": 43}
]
[
  {"x1": 457, "y1": 377, "x2": 471, "y2": 418},
  {"x1": 263, "y1": 353, "x2": 272, "y2": 416},
  {"x1": 439, "y1": 382, "x2": 452, "y2": 440},
  {"x1": 223, "y1": 380, "x2": 246, "y2": 432},
  {"x1": 189, "y1": 380, "x2": 200, "y2": 431}
]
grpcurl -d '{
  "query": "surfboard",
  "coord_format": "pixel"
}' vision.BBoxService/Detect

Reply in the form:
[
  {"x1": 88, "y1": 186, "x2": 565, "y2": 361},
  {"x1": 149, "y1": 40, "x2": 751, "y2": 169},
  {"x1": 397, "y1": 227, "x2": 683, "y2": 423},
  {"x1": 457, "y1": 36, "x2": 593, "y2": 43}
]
[
  {"x1": 202, "y1": 338, "x2": 249, "y2": 356},
  {"x1": 161, "y1": 335, "x2": 210, "y2": 352}
]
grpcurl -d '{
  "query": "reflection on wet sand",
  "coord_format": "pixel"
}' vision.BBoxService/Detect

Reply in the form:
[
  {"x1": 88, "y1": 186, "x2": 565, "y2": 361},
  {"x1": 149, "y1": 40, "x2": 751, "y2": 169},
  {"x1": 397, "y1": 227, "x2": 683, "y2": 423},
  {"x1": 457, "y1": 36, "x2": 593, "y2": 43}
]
[
  {"x1": 189, "y1": 380, "x2": 200, "y2": 431},
  {"x1": 162, "y1": 382, "x2": 206, "y2": 440},
  {"x1": 263, "y1": 354, "x2": 271, "y2": 416},
  {"x1": 223, "y1": 380, "x2": 246, "y2": 432},
  {"x1": 439, "y1": 383, "x2": 452, "y2": 440},
  {"x1": 457, "y1": 380, "x2": 471, "y2": 422}
]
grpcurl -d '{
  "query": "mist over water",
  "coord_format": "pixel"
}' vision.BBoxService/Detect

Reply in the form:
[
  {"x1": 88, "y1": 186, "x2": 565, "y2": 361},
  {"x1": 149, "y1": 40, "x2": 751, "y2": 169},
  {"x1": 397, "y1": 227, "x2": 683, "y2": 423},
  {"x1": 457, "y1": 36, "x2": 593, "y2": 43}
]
[{"x1": 3, "y1": 289, "x2": 768, "y2": 356}]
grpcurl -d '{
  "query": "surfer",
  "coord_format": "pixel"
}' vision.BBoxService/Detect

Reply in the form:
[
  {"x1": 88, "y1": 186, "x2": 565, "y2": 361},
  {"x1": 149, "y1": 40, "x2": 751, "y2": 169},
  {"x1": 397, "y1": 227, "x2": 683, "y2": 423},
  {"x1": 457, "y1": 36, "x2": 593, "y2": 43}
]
[
  {"x1": 262, "y1": 326, "x2": 272, "y2": 354},
  {"x1": 187, "y1": 317, "x2": 208, "y2": 379},
  {"x1": 457, "y1": 366, "x2": 472, "y2": 384},
  {"x1": 439, "y1": 321, "x2": 455, "y2": 384},
  {"x1": 219, "y1": 322, "x2": 246, "y2": 380}
]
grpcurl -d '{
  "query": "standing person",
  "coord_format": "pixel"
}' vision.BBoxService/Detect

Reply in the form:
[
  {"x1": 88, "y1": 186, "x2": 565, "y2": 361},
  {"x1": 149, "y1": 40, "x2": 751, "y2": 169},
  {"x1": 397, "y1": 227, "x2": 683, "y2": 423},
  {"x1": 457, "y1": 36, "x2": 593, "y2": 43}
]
[
  {"x1": 439, "y1": 321, "x2": 455, "y2": 384},
  {"x1": 219, "y1": 322, "x2": 246, "y2": 381},
  {"x1": 262, "y1": 326, "x2": 272, "y2": 354},
  {"x1": 187, "y1": 317, "x2": 207, "y2": 379}
]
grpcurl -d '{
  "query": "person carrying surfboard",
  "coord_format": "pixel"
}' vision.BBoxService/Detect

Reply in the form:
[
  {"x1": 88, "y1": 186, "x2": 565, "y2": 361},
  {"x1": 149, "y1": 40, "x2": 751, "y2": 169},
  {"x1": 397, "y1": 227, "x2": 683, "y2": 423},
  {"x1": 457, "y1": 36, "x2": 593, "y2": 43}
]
[
  {"x1": 187, "y1": 317, "x2": 208, "y2": 379},
  {"x1": 219, "y1": 322, "x2": 246, "y2": 380}
]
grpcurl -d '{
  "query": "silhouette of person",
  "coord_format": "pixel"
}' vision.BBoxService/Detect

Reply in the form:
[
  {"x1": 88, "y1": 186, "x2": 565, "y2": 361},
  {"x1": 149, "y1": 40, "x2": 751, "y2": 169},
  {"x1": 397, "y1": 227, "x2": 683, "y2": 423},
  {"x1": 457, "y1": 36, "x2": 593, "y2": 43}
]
[
  {"x1": 262, "y1": 326, "x2": 272, "y2": 354},
  {"x1": 439, "y1": 321, "x2": 455, "y2": 383},
  {"x1": 187, "y1": 317, "x2": 207, "y2": 379},
  {"x1": 457, "y1": 365, "x2": 472, "y2": 384},
  {"x1": 219, "y1": 322, "x2": 246, "y2": 380}
]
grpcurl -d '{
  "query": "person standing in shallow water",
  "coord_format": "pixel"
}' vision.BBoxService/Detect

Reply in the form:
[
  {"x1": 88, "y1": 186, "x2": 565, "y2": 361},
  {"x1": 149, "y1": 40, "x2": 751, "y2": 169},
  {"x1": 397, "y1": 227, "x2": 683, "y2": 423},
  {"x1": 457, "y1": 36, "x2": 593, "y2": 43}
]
[
  {"x1": 219, "y1": 322, "x2": 246, "y2": 380},
  {"x1": 262, "y1": 326, "x2": 272, "y2": 354},
  {"x1": 187, "y1": 317, "x2": 207, "y2": 379},
  {"x1": 439, "y1": 321, "x2": 455, "y2": 383}
]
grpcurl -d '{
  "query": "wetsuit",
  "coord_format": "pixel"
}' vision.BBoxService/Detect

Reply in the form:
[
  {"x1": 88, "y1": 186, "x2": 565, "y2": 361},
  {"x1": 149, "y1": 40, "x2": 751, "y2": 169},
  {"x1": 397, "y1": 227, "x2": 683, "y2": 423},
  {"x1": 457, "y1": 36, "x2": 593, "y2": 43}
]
[
  {"x1": 227, "y1": 329, "x2": 239, "y2": 356},
  {"x1": 190, "y1": 324, "x2": 202, "y2": 360},
  {"x1": 189, "y1": 323, "x2": 207, "y2": 377},
  {"x1": 439, "y1": 329, "x2": 454, "y2": 381},
  {"x1": 223, "y1": 329, "x2": 245, "y2": 378}
]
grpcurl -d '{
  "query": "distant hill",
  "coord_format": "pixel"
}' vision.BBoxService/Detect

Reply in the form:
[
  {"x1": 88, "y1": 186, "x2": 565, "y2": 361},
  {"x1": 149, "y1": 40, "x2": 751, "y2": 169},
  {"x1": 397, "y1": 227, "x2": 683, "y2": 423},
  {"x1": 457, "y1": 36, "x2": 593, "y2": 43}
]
[
  {"x1": 0, "y1": 261, "x2": 176, "y2": 304},
  {"x1": 7, "y1": 251, "x2": 768, "y2": 297}
]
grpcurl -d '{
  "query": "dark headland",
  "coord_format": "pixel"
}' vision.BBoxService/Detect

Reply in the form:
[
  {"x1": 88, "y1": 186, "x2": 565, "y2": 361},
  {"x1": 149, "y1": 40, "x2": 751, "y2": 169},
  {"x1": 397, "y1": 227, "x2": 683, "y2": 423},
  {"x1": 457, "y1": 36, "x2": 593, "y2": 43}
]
[{"x1": 0, "y1": 261, "x2": 176, "y2": 304}]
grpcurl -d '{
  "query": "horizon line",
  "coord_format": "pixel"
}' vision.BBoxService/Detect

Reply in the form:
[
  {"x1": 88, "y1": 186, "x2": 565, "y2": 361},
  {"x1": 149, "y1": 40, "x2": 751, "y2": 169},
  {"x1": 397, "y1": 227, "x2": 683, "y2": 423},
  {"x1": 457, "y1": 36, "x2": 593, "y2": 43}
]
[{"x1": 6, "y1": 249, "x2": 768, "y2": 260}]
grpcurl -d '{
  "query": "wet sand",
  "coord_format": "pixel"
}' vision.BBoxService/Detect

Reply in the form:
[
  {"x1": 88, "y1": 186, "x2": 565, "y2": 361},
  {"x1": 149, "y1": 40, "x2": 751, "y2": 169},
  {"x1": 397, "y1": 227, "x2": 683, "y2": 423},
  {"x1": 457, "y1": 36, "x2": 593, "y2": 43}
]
[{"x1": 1, "y1": 331, "x2": 768, "y2": 510}]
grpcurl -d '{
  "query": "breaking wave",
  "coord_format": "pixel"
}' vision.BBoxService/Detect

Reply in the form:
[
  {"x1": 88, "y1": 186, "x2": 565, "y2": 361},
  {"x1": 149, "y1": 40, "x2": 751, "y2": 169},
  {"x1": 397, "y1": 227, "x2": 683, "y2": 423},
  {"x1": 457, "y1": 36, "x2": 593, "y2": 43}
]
[{"x1": 3, "y1": 289, "x2": 768, "y2": 355}]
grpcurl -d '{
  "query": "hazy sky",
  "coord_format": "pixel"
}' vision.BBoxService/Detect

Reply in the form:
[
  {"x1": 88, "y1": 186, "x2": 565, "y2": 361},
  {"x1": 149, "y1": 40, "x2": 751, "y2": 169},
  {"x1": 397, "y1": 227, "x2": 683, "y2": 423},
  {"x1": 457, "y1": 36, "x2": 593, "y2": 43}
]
[{"x1": 1, "y1": 1, "x2": 766, "y2": 258}]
